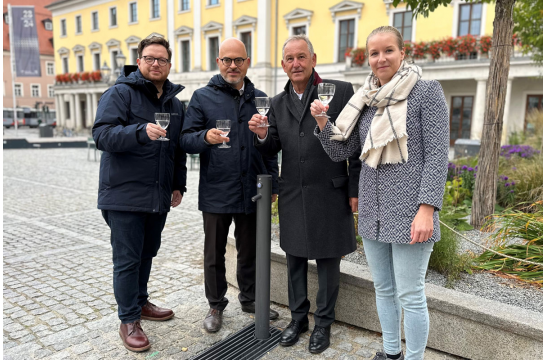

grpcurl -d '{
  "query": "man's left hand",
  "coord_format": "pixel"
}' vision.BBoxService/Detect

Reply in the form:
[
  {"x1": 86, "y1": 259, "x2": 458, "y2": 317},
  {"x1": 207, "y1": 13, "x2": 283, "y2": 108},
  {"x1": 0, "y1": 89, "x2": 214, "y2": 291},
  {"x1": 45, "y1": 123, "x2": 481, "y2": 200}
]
[
  {"x1": 171, "y1": 190, "x2": 183, "y2": 207},
  {"x1": 410, "y1": 204, "x2": 434, "y2": 244},
  {"x1": 349, "y1": 197, "x2": 358, "y2": 213},
  {"x1": 272, "y1": 194, "x2": 278, "y2": 203}
]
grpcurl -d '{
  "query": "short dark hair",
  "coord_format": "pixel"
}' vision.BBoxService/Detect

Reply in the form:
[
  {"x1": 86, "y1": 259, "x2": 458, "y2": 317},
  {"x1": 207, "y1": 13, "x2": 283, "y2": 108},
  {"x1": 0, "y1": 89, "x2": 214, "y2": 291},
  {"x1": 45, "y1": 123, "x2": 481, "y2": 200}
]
[{"x1": 138, "y1": 36, "x2": 172, "y2": 61}]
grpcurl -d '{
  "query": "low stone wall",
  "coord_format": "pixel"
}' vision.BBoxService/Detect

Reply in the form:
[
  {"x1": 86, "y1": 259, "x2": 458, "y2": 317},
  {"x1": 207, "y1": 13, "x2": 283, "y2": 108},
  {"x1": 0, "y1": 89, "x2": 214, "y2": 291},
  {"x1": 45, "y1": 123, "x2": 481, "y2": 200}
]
[{"x1": 225, "y1": 237, "x2": 543, "y2": 359}]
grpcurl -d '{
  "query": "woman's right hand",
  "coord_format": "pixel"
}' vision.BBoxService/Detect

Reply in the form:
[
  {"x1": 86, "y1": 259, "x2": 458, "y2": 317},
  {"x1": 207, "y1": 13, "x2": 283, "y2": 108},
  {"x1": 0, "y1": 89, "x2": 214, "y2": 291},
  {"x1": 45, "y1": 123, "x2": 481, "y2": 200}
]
[{"x1": 310, "y1": 99, "x2": 329, "y2": 131}]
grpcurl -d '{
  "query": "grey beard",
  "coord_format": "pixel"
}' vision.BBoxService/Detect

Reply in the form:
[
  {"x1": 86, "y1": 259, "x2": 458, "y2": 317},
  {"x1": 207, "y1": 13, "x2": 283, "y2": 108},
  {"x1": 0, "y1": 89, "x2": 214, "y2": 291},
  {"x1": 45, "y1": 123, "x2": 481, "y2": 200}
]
[{"x1": 221, "y1": 74, "x2": 242, "y2": 86}]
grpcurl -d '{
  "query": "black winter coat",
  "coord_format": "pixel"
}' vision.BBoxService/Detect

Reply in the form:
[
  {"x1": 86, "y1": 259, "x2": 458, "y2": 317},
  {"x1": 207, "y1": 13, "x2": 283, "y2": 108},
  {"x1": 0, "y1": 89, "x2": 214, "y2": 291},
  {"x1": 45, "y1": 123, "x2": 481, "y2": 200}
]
[
  {"x1": 181, "y1": 75, "x2": 279, "y2": 214},
  {"x1": 93, "y1": 67, "x2": 187, "y2": 214},
  {"x1": 254, "y1": 75, "x2": 359, "y2": 259}
]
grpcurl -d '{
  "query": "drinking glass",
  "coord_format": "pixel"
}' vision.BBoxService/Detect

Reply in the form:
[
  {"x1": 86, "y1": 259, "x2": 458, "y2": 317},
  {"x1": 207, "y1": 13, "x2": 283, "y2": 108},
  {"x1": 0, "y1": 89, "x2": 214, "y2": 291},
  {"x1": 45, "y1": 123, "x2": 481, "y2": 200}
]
[
  {"x1": 155, "y1": 113, "x2": 170, "y2": 141},
  {"x1": 216, "y1": 119, "x2": 231, "y2": 149},
  {"x1": 255, "y1": 97, "x2": 271, "y2": 128},
  {"x1": 316, "y1": 83, "x2": 336, "y2": 118}
]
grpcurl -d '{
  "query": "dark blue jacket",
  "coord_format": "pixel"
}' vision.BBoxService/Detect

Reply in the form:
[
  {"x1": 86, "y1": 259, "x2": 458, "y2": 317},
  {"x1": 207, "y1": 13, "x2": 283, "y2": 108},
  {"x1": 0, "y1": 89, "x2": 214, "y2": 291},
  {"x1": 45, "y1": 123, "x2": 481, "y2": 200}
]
[
  {"x1": 93, "y1": 67, "x2": 187, "y2": 214},
  {"x1": 181, "y1": 75, "x2": 278, "y2": 214}
]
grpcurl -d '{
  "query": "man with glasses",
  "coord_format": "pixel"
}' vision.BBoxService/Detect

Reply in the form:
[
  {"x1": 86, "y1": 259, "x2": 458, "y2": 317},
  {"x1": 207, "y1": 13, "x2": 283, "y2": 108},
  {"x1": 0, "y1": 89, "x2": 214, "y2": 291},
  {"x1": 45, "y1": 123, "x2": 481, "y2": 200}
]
[
  {"x1": 93, "y1": 36, "x2": 186, "y2": 352},
  {"x1": 181, "y1": 38, "x2": 279, "y2": 333}
]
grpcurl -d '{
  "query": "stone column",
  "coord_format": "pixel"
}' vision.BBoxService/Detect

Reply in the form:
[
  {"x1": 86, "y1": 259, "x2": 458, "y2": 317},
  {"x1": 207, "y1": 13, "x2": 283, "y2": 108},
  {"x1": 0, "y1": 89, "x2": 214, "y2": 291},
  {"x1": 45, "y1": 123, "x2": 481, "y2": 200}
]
[
  {"x1": 167, "y1": 0, "x2": 176, "y2": 68},
  {"x1": 224, "y1": 0, "x2": 233, "y2": 38},
  {"x1": 471, "y1": 78, "x2": 487, "y2": 140},
  {"x1": 86, "y1": 93, "x2": 93, "y2": 128},
  {"x1": 193, "y1": 0, "x2": 202, "y2": 70},
  {"x1": 501, "y1": 77, "x2": 514, "y2": 144},
  {"x1": 69, "y1": 94, "x2": 76, "y2": 129},
  {"x1": 91, "y1": 92, "x2": 98, "y2": 120},
  {"x1": 256, "y1": 0, "x2": 271, "y2": 67},
  {"x1": 74, "y1": 93, "x2": 83, "y2": 131}
]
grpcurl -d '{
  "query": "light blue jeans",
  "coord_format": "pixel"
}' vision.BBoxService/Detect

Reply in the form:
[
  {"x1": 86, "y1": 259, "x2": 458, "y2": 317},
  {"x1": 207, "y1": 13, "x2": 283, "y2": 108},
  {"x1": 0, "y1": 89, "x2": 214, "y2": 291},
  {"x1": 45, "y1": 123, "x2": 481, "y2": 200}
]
[{"x1": 362, "y1": 238, "x2": 434, "y2": 360}]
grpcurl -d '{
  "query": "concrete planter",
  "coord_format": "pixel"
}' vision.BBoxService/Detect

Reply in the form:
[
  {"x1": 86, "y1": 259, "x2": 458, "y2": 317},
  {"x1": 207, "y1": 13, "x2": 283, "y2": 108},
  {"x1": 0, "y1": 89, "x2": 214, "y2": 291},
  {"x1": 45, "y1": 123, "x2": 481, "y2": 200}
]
[{"x1": 225, "y1": 236, "x2": 543, "y2": 359}]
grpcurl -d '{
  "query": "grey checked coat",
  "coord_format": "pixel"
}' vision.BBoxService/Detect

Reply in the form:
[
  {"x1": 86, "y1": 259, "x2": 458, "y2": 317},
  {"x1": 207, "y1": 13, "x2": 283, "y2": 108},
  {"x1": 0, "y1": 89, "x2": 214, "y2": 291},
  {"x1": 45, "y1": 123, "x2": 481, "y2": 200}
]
[
  {"x1": 254, "y1": 77, "x2": 360, "y2": 260},
  {"x1": 316, "y1": 80, "x2": 449, "y2": 244}
]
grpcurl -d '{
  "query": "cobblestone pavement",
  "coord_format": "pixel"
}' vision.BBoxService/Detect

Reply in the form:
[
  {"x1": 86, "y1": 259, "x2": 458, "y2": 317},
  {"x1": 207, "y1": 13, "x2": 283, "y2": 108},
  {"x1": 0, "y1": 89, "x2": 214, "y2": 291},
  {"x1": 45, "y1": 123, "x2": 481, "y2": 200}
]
[{"x1": 3, "y1": 149, "x2": 459, "y2": 360}]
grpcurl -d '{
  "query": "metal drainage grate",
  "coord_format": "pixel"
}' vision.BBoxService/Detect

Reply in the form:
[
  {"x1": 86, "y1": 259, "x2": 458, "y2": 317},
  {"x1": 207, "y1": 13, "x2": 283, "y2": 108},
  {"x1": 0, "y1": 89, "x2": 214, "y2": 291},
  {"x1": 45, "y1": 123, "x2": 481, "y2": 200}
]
[{"x1": 190, "y1": 323, "x2": 282, "y2": 360}]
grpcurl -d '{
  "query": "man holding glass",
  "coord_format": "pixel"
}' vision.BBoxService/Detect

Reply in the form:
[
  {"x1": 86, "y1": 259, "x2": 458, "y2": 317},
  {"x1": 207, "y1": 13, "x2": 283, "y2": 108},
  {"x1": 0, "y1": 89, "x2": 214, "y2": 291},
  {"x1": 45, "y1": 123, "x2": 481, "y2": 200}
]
[
  {"x1": 93, "y1": 36, "x2": 186, "y2": 352},
  {"x1": 181, "y1": 38, "x2": 279, "y2": 333},
  {"x1": 248, "y1": 35, "x2": 360, "y2": 354}
]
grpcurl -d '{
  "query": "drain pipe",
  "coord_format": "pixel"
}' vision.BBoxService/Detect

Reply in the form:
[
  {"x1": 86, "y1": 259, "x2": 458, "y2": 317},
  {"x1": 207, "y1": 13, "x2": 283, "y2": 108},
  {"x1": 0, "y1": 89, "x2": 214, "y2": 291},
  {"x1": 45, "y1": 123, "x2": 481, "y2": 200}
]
[{"x1": 251, "y1": 174, "x2": 272, "y2": 340}]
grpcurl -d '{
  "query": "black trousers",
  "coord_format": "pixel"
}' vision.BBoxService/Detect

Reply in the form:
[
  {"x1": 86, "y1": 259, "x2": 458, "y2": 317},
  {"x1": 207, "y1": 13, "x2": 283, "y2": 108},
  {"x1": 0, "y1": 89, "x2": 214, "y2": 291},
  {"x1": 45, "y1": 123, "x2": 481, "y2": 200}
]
[
  {"x1": 202, "y1": 212, "x2": 257, "y2": 311},
  {"x1": 287, "y1": 253, "x2": 342, "y2": 327},
  {"x1": 102, "y1": 210, "x2": 167, "y2": 323}
]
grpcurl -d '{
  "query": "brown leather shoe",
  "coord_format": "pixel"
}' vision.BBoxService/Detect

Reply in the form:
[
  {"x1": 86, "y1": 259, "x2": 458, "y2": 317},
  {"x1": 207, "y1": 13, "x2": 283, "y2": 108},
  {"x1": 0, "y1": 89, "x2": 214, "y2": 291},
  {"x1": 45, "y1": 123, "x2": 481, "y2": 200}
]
[
  {"x1": 119, "y1": 321, "x2": 151, "y2": 352},
  {"x1": 141, "y1": 301, "x2": 174, "y2": 321},
  {"x1": 203, "y1": 308, "x2": 223, "y2": 333}
]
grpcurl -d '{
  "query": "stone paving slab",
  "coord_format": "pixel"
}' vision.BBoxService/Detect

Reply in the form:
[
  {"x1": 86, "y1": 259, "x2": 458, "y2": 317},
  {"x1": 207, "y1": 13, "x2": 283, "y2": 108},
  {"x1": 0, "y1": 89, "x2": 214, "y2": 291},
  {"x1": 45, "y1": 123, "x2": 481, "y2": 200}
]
[{"x1": 3, "y1": 149, "x2": 460, "y2": 360}]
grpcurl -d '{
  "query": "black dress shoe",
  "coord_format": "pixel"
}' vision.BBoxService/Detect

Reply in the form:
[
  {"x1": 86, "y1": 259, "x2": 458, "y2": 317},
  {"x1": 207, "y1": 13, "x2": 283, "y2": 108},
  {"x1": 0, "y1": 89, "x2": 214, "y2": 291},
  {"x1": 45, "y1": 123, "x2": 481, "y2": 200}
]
[
  {"x1": 279, "y1": 319, "x2": 309, "y2": 347},
  {"x1": 240, "y1": 302, "x2": 279, "y2": 320},
  {"x1": 309, "y1": 325, "x2": 331, "y2": 354},
  {"x1": 203, "y1": 308, "x2": 223, "y2": 333}
]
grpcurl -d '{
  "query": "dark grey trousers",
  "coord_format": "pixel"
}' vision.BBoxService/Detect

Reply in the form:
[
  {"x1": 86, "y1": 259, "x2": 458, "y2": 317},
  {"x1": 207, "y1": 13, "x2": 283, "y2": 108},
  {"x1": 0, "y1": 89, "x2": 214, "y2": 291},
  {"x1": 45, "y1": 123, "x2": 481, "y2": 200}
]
[
  {"x1": 202, "y1": 212, "x2": 257, "y2": 311},
  {"x1": 286, "y1": 253, "x2": 342, "y2": 327}
]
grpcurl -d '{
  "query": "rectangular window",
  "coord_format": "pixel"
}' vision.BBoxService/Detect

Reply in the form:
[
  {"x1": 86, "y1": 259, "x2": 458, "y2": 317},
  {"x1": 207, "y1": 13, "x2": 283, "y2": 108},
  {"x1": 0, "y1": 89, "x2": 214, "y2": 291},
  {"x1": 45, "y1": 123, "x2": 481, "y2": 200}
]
[
  {"x1": 129, "y1": 2, "x2": 138, "y2": 23},
  {"x1": 450, "y1": 96, "x2": 473, "y2": 145},
  {"x1": 46, "y1": 62, "x2": 55, "y2": 75},
  {"x1": 292, "y1": 25, "x2": 306, "y2": 35},
  {"x1": 111, "y1": 50, "x2": 119, "y2": 71},
  {"x1": 77, "y1": 55, "x2": 84, "y2": 72},
  {"x1": 458, "y1": 3, "x2": 482, "y2": 37},
  {"x1": 44, "y1": 21, "x2": 53, "y2": 30},
  {"x1": 31, "y1": 84, "x2": 41, "y2": 98},
  {"x1": 60, "y1": 19, "x2": 66, "y2": 36},
  {"x1": 209, "y1": 0, "x2": 219, "y2": 5},
  {"x1": 91, "y1": 11, "x2": 99, "y2": 30},
  {"x1": 93, "y1": 53, "x2": 101, "y2": 71},
  {"x1": 525, "y1": 95, "x2": 543, "y2": 132},
  {"x1": 240, "y1": 32, "x2": 252, "y2": 66},
  {"x1": 14, "y1": 83, "x2": 22, "y2": 97},
  {"x1": 131, "y1": 48, "x2": 138, "y2": 64},
  {"x1": 338, "y1": 19, "x2": 355, "y2": 62},
  {"x1": 62, "y1": 57, "x2": 69, "y2": 73},
  {"x1": 65, "y1": 101, "x2": 70, "y2": 119},
  {"x1": 393, "y1": 11, "x2": 413, "y2": 42},
  {"x1": 151, "y1": 0, "x2": 160, "y2": 18},
  {"x1": 48, "y1": 85, "x2": 54, "y2": 98},
  {"x1": 75, "y1": 15, "x2": 82, "y2": 34},
  {"x1": 181, "y1": 40, "x2": 190, "y2": 72},
  {"x1": 208, "y1": 36, "x2": 219, "y2": 71},
  {"x1": 181, "y1": 0, "x2": 190, "y2": 11},
  {"x1": 110, "y1": 7, "x2": 117, "y2": 27}
]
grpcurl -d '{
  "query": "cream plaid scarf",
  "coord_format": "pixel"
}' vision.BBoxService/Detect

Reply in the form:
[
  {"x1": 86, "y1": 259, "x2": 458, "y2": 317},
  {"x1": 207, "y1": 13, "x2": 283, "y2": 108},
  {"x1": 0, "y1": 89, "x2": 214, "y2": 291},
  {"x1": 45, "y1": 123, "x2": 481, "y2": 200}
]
[{"x1": 330, "y1": 61, "x2": 422, "y2": 168}]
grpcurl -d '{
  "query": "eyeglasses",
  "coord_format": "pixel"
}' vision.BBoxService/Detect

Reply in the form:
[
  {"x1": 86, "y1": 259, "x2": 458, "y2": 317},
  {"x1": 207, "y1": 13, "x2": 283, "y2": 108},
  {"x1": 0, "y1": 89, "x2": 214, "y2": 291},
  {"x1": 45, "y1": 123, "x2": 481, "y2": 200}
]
[
  {"x1": 141, "y1": 56, "x2": 170, "y2": 67},
  {"x1": 218, "y1": 57, "x2": 247, "y2": 67}
]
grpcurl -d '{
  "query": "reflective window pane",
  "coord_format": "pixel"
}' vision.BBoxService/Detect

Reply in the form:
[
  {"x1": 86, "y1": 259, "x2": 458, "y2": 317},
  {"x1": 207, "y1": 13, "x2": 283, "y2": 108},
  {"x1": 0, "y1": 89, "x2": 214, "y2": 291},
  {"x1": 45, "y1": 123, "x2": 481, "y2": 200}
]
[
  {"x1": 403, "y1": 28, "x2": 411, "y2": 41},
  {"x1": 460, "y1": 5, "x2": 470, "y2": 20},
  {"x1": 472, "y1": 4, "x2": 482, "y2": 19},
  {"x1": 459, "y1": 22, "x2": 469, "y2": 36},
  {"x1": 470, "y1": 20, "x2": 481, "y2": 35},
  {"x1": 394, "y1": 13, "x2": 402, "y2": 28},
  {"x1": 404, "y1": 11, "x2": 412, "y2": 26}
]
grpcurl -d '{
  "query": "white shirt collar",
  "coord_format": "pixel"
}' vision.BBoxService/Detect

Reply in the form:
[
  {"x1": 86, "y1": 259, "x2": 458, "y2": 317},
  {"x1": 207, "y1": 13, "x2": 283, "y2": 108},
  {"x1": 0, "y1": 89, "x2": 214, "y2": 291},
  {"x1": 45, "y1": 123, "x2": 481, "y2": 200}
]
[
  {"x1": 293, "y1": 87, "x2": 303, "y2": 100},
  {"x1": 239, "y1": 82, "x2": 245, "y2": 96}
]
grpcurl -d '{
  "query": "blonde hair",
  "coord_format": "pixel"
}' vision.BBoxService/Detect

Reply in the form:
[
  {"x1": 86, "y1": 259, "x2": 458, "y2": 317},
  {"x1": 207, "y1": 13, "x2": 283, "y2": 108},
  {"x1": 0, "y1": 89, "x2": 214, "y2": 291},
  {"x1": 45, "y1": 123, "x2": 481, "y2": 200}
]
[{"x1": 365, "y1": 26, "x2": 404, "y2": 53}]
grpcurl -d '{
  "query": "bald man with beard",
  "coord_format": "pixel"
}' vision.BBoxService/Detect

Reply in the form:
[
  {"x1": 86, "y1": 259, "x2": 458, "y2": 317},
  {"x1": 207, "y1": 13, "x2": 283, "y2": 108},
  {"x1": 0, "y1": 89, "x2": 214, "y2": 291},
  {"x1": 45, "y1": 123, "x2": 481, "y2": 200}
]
[{"x1": 181, "y1": 38, "x2": 280, "y2": 333}]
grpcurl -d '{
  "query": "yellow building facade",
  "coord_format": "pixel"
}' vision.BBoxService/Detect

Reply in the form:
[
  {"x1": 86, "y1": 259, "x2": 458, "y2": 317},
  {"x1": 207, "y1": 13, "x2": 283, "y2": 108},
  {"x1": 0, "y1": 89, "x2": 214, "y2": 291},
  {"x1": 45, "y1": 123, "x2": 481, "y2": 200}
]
[{"x1": 47, "y1": 0, "x2": 541, "y2": 145}]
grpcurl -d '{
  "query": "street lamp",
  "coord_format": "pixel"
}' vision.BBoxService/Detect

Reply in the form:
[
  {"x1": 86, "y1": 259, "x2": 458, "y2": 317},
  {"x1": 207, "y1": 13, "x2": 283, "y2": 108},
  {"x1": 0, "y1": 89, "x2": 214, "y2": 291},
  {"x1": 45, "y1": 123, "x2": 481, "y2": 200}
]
[
  {"x1": 100, "y1": 62, "x2": 111, "y2": 84},
  {"x1": 115, "y1": 51, "x2": 126, "y2": 79}
]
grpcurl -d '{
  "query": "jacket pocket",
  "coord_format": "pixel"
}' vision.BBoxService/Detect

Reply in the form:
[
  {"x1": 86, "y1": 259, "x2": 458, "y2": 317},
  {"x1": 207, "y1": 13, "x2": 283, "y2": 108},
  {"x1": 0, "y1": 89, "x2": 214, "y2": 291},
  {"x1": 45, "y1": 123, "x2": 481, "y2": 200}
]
[{"x1": 331, "y1": 175, "x2": 349, "y2": 188}]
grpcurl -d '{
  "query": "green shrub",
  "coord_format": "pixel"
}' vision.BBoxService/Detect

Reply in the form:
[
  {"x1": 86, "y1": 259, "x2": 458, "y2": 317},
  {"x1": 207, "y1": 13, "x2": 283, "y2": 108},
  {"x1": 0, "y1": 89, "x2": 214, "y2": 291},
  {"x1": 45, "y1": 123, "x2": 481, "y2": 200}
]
[
  {"x1": 271, "y1": 197, "x2": 279, "y2": 224},
  {"x1": 498, "y1": 155, "x2": 543, "y2": 208},
  {"x1": 429, "y1": 222, "x2": 473, "y2": 288}
]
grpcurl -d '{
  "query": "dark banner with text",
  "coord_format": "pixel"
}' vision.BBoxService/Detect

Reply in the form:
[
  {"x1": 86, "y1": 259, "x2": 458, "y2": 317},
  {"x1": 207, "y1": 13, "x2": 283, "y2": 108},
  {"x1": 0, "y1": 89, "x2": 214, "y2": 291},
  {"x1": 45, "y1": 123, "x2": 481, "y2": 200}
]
[{"x1": 12, "y1": 6, "x2": 41, "y2": 77}]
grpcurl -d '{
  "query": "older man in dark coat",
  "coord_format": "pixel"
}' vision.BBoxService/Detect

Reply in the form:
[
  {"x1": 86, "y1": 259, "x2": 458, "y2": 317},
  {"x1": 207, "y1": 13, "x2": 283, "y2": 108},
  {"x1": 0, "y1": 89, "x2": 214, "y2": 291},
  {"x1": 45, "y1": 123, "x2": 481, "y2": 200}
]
[{"x1": 248, "y1": 35, "x2": 360, "y2": 354}]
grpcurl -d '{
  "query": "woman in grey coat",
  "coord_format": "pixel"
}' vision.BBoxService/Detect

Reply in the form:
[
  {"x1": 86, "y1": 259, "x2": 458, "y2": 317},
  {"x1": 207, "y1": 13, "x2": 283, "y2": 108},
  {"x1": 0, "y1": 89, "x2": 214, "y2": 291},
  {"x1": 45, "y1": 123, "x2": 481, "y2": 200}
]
[{"x1": 311, "y1": 26, "x2": 449, "y2": 360}]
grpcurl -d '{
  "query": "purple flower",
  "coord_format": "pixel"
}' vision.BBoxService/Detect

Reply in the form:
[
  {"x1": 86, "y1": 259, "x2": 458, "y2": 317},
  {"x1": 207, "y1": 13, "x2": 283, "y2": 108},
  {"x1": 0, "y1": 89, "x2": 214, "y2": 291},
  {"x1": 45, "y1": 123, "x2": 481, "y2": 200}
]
[
  {"x1": 503, "y1": 176, "x2": 509, "y2": 181},
  {"x1": 510, "y1": 190, "x2": 515, "y2": 193},
  {"x1": 462, "y1": 165, "x2": 468, "y2": 170},
  {"x1": 468, "y1": 167, "x2": 474, "y2": 171},
  {"x1": 505, "y1": 183, "x2": 510, "y2": 187},
  {"x1": 511, "y1": 181, "x2": 515, "y2": 186},
  {"x1": 512, "y1": 166, "x2": 517, "y2": 171}
]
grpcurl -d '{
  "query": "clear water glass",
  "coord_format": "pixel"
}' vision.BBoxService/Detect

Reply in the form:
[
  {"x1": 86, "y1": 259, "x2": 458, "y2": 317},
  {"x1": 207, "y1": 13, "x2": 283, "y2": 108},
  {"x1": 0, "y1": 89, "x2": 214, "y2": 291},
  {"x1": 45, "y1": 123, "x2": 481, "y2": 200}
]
[
  {"x1": 255, "y1": 97, "x2": 271, "y2": 127},
  {"x1": 216, "y1": 119, "x2": 231, "y2": 149},
  {"x1": 155, "y1": 113, "x2": 170, "y2": 141},
  {"x1": 317, "y1": 83, "x2": 336, "y2": 118}
]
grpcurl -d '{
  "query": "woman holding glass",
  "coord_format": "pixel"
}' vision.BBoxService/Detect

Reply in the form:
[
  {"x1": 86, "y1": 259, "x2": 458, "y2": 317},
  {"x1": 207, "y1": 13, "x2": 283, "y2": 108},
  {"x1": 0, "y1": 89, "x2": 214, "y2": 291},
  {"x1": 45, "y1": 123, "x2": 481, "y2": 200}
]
[{"x1": 311, "y1": 26, "x2": 449, "y2": 360}]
